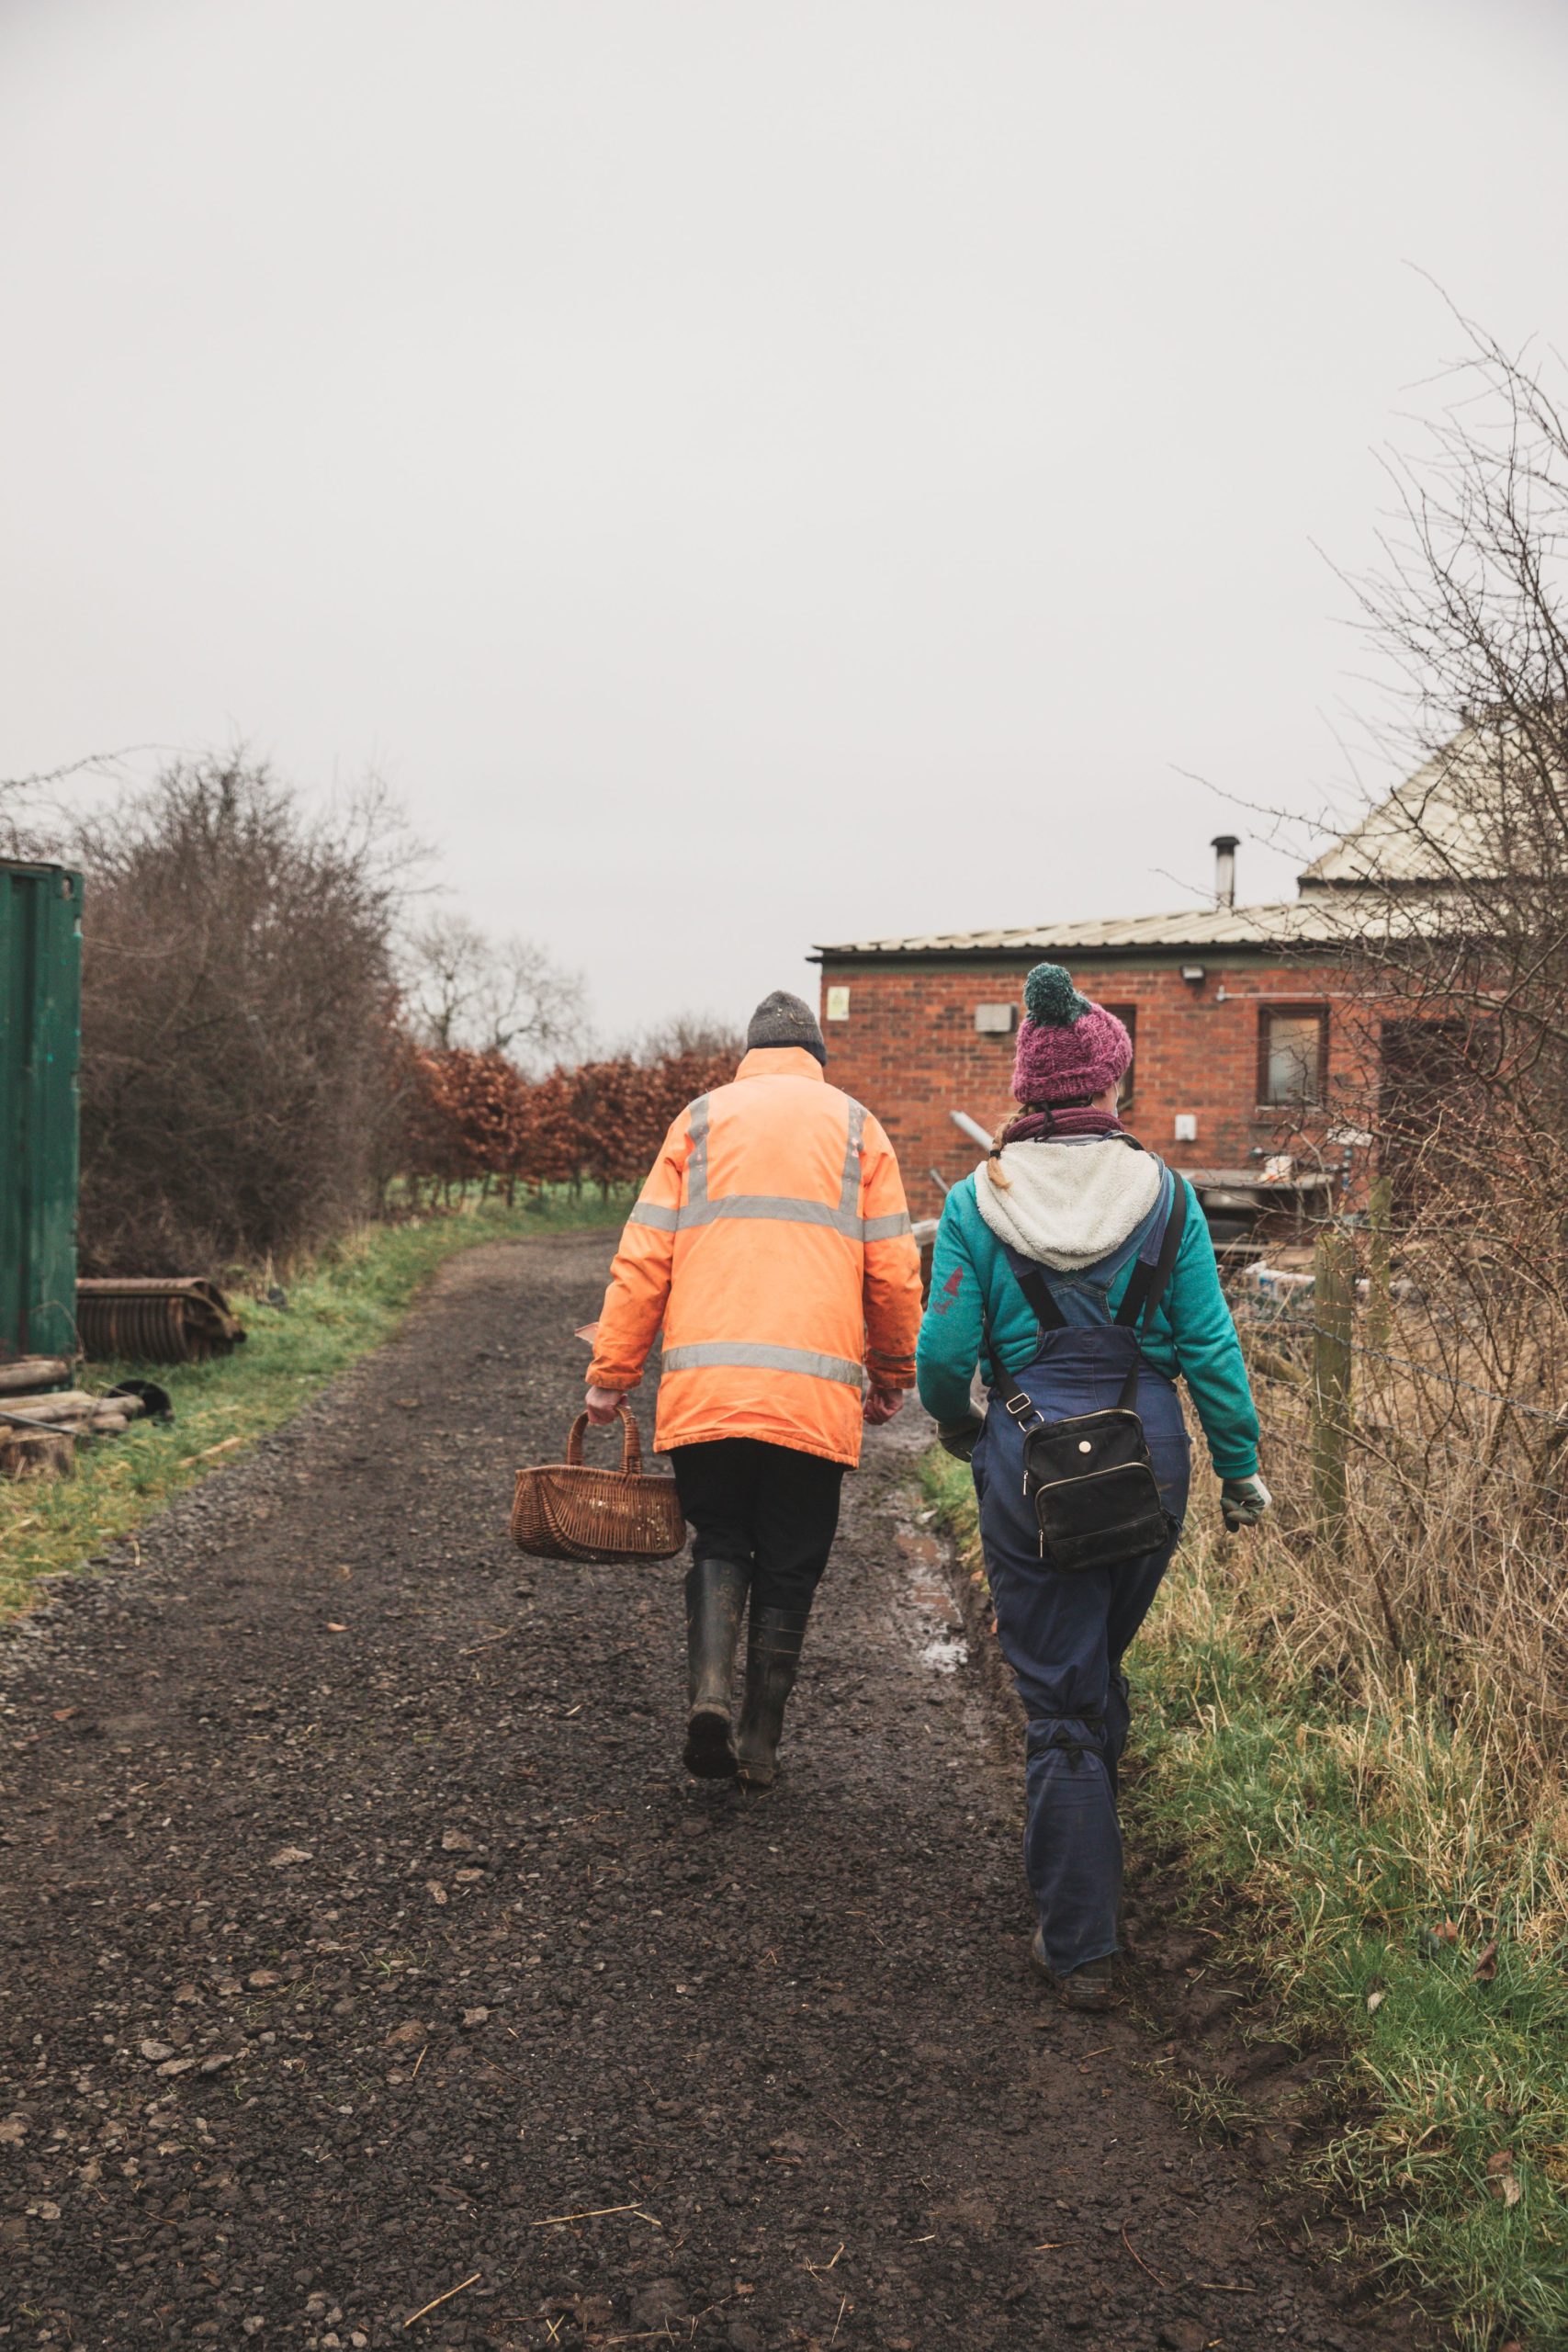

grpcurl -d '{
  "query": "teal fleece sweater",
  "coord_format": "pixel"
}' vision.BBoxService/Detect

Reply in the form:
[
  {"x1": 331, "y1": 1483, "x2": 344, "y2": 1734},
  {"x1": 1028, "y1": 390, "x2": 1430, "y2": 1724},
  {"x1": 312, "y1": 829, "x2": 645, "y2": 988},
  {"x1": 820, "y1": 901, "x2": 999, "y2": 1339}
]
[{"x1": 916, "y1": 1170, "x2": 1260, "y2": 1479}]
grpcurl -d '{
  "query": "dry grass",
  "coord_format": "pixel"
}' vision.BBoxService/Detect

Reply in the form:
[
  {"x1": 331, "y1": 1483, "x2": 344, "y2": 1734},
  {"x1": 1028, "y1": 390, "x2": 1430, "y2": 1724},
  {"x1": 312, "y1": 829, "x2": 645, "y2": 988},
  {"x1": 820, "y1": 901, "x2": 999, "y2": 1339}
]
[
  {"x1": 1149, "y1": 1498, "x2": 1568, "y2": 1952},
  {"x1": 1134, "y1": 1499, "x2": 1568, "y2": 2347},
  {"x1": 924, "y1": 1395, "x2": 1568, "y2": 2346},
  {"x1": 1237, "y1": 1243, "x2": 1568, "y2": 1850}
]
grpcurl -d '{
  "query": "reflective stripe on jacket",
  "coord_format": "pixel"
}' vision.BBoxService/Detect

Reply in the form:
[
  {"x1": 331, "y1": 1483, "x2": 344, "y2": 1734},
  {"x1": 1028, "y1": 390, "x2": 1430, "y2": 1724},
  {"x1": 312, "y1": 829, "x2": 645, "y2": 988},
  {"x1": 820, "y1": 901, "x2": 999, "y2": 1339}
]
[{"x1": 588, "y1": 1046, "x2": 922, "y2": 1467}]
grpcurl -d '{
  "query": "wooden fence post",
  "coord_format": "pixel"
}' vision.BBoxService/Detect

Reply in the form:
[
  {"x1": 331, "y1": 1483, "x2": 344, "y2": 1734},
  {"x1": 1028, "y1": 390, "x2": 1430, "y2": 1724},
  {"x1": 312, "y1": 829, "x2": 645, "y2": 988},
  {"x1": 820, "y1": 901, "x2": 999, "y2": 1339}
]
[
  {"x1": 1313, "y1": 1224, "x2": 1355, "y2": 1551},
  {"x1": 1366, "y1": 1173, "x2": 1393, "y2": 1360}
]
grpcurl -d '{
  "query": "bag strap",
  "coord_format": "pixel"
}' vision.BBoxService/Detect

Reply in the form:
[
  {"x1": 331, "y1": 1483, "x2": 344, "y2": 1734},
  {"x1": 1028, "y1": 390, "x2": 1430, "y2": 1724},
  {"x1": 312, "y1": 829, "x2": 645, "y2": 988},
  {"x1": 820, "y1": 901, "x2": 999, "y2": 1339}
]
[
  {"x1": 565, "y1": 1406, "x2": 643, "y2": 1474},
  {"x1": 978, "y1": 1305, "x2": 1042, "y2": 1430}
]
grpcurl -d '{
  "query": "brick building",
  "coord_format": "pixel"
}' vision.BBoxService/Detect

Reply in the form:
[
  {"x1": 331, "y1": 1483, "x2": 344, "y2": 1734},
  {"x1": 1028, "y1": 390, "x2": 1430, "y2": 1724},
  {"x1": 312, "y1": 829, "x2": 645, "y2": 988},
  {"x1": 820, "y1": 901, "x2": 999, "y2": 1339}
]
[{"x1": 809, "y1": 803, "x2": 1426, "y2": 1229}]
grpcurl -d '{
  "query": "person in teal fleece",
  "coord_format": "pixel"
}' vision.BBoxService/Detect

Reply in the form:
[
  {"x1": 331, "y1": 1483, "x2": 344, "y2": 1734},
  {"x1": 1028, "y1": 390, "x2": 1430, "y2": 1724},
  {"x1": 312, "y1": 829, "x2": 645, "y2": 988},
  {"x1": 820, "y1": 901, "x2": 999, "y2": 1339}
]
[
  {"x1": 918, "y1": 1156, "x2": 1262, "y2": 1484},
  {"x1": 917, "y1": 964, "x2": 1267, "y2": 2010}
]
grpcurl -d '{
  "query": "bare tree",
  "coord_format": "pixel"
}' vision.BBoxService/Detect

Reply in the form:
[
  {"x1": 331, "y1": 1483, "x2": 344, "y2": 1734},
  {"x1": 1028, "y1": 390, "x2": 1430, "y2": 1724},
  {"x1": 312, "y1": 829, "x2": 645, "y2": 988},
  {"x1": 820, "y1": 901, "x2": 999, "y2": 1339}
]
[
  {"x1": 0, "y1": 747, "x2": 175, "y2": 860},
  {"x1": 400, "y1": 912, "x2": 586, "y2": 1066},
  {"x1": 1225, "y1": 310, "x2": 1568, "y2": 1773},
  {"x1": 1328, "y1": 303, "x2": 1568, "y2": 1077},
  {"x1": 630, "y1": 1012, "x2": 746, "y2": 1063},
  {"x1": 59, "y1": 755, "x2": 415, "y2": 1272}
]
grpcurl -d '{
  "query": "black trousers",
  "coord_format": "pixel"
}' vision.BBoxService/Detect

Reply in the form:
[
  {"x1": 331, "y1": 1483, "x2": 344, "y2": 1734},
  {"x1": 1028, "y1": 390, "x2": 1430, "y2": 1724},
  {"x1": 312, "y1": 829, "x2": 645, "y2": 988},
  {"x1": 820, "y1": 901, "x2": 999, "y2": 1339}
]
[{"x1": 670, "y1": 1438, "x2": 845, "y2": 1622}]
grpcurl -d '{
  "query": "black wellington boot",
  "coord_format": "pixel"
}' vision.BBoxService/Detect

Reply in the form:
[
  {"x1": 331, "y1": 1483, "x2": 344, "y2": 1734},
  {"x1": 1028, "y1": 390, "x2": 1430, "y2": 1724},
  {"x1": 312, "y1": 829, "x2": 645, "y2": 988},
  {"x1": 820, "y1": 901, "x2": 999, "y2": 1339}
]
[
  {"x1": 682, "y1": 1558, "x2": 750, "y2": 1779},
  {"x1": 735, "y1": 1607, "x2": 808, "y2": 1790}
]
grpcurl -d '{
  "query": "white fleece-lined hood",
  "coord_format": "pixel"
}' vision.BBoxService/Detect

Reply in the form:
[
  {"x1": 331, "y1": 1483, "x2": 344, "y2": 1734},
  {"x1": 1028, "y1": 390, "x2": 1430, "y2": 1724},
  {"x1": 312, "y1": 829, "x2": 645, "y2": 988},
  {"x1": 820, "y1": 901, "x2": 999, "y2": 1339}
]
[{"x1": 973, "y1": 1139, "x2": 1162, "y2": 1272}]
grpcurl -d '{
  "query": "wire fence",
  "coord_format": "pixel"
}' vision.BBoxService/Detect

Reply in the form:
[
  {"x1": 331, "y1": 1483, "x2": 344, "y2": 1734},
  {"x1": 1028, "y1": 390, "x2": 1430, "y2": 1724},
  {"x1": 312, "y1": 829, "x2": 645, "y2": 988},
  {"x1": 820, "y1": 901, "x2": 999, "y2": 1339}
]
[
  {"x1": 1205, "y1": 1221, "x2": 1568, "y2": 1767},
  {"x1": 1224, "y1": 1232, "x2": 1568, "y2": 1544},
  {"x1": 1230, "y1": 1278, "x2": 1567, "y2": 1426},
  {"x1": 1243, "y1": 1332, "x2": 1566, "y2": 1425}
]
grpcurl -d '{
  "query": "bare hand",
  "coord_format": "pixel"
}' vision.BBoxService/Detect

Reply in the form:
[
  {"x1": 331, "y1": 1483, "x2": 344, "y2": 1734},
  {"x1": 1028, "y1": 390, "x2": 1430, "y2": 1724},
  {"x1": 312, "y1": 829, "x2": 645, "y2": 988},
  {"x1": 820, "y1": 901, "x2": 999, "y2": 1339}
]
[
  {"x1": 584, "y1": 1385, "x2": 627, "y2": 1426},
  {"x1": 863, "y1": 1385, "x2": 906, "y2": 1427}
]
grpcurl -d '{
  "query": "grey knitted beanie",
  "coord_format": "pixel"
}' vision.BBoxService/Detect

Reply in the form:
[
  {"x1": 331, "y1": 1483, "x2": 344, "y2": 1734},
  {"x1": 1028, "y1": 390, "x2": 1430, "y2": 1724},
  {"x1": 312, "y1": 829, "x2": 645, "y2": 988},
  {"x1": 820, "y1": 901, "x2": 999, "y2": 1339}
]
[{"x1": 746, "y1": 989, "x2": 827, "y2": 1066}]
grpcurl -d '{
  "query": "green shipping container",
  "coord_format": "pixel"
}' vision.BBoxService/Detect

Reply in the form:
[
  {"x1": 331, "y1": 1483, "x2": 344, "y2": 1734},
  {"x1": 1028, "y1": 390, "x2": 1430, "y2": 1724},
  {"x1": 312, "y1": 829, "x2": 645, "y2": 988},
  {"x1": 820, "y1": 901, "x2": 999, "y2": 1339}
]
[{"x1": 0, "y1": 860, "x2": 83, "y2": 1363}]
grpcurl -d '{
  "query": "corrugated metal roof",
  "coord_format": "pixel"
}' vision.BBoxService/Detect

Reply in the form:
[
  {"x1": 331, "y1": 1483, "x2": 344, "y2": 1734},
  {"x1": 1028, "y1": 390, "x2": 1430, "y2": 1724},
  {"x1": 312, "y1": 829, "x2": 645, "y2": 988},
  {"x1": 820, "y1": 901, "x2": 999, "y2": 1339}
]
[
  {"x1": 1298, "y1": 725, "x2": 1511, "y2": 889},
  {"x1": 815, "y1": 899, "x2": 1357, "y2": 958},
  {"x1": 818, "y1": 724, "x2": 1519, "y2": 960}
]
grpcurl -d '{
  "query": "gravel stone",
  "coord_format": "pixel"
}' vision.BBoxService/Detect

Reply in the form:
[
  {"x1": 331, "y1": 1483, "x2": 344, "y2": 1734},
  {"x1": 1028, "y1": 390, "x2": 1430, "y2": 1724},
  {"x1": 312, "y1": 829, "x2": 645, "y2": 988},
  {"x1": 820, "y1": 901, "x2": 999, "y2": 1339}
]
[{"x1": 0, "y1": 1234, "x2": 1415, "y2": 2349}]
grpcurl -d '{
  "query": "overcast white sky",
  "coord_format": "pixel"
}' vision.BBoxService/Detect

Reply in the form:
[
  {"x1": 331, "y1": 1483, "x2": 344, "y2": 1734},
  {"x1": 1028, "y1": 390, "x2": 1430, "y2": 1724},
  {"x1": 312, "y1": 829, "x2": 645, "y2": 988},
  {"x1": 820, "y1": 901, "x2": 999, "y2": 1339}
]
[{"x1": 4, "y1": 0, "x2": 1567, "y2": 1041}]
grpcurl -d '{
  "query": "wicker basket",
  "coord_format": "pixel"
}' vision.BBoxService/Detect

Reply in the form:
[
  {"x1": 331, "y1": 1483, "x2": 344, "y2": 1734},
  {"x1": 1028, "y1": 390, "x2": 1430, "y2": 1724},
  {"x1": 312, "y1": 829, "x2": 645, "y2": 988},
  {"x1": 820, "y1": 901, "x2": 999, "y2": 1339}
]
[{"x1": 511, "y1": 1407, "x2": 687, "y2": 1564}]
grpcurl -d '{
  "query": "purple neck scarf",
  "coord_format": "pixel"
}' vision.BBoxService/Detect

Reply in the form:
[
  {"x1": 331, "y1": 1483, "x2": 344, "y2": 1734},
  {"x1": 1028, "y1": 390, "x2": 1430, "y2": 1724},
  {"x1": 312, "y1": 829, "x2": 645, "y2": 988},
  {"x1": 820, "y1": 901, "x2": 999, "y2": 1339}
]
[{"x1": 998, "y1": 1106, "x2": 1127, "y2": 1146}]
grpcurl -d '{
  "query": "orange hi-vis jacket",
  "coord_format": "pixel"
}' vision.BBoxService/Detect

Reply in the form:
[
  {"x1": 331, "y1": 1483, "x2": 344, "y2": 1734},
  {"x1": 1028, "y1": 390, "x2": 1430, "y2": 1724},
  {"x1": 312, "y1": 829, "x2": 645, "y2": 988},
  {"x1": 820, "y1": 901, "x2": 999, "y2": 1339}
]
[{"x1": 588, "y1": 1047, "x2": 923, "y2": 1469}]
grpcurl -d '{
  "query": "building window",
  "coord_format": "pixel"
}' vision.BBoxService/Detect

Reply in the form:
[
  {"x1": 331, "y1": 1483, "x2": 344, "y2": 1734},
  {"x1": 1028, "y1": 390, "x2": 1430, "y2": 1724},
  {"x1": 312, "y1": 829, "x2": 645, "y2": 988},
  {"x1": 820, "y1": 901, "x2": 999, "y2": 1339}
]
[
  {"x1": 1258, "y1": 1005, "x2": 1327, "y2": 1106},
  {"x1": 1104, "y1": 1005, "x2": 1136, "y2": 1111},
  {"x1": 1379, "y1": 1016, "x2": 1494, "y2": 1210}
]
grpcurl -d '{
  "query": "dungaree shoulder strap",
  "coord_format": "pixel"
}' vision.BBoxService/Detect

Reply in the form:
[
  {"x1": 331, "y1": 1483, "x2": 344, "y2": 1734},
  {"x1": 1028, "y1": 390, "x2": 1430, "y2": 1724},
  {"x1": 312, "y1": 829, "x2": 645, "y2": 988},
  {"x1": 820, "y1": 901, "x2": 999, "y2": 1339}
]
[
  {"x1": 981, "y1": 1167, "x2": 1190, "y2": 1424},
  {"x1": 1110, "y1": 1170, "x2": 1187, "y2": 1405},
  {"x1": 1114, "y1": 1167, "x2": 1188, "y2": 1329},
  {"x1": 1007, "y1": 1261, "x2": 1068, "y2": 1332}
]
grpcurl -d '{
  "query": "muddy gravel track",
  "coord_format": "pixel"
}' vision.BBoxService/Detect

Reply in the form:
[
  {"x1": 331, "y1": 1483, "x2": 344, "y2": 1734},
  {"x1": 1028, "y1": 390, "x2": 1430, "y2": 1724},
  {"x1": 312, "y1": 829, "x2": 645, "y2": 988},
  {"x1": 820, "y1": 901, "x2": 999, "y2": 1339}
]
[{"x1": 2, "y1": 1234, "x2": 1413, "y2": 2352}]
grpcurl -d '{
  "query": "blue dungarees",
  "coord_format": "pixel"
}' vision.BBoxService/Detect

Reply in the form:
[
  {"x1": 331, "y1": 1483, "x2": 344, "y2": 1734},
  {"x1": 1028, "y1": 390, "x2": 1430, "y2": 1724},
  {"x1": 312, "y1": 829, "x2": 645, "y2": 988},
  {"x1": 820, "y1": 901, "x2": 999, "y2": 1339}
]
[{"x1": 970, "y1": 1176, "x2": 1190, "y2": 1976}]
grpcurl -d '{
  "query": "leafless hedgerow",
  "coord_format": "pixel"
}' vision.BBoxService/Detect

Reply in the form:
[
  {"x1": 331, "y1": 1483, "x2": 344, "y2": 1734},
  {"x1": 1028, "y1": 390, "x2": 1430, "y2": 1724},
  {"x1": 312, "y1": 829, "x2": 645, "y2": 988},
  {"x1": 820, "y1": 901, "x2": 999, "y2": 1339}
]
[
  {"x1": 1230, "y1": 311, "x2": 1568, "y2": 1804},
  {"x1": 61, "y1": 756, "x2": 417, "y2": 1274}
]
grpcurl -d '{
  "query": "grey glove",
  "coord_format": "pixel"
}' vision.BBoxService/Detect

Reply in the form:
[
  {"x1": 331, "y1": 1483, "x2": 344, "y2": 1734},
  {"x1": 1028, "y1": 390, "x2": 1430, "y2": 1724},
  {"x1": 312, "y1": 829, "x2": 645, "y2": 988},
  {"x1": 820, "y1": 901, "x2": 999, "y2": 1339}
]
[
  {"x1": 938, "y1": 1413, "x2": 985, "y2": 1464},
  {"x1": 1220, "y1": 1473, "x2": 1272, "y2": 1532}
]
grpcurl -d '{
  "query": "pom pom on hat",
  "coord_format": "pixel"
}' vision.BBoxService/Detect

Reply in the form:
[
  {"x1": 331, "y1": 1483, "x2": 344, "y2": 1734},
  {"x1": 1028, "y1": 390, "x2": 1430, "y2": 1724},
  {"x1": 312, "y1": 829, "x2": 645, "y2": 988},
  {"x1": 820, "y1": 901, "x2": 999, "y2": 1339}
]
[
  {"x1": 1023, "y1": 963, "x2": 1089, "y2": 1027},
  {"x1": 1010, "y1": 965, "x2": 1133, "y2": 1106}
]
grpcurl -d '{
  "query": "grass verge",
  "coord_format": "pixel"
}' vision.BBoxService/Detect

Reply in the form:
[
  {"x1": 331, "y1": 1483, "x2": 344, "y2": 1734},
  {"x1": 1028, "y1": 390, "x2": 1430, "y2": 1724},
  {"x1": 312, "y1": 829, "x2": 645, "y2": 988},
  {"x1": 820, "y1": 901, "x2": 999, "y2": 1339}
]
[
  {"x1": 1, "y1": 1191, "x2": 626, "y2": 1623},
  {"x1": 922, "y1": 1443, "x2": 1568, "y2": 2352}
]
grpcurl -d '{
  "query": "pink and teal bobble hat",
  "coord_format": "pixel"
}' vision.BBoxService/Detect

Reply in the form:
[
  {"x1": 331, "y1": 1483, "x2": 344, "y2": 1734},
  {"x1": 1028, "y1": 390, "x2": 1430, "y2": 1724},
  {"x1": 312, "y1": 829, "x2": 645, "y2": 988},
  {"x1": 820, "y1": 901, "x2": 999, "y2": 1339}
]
[{"x1": 1010, "y1": 964, "x2": 1134, "y2": 1105}]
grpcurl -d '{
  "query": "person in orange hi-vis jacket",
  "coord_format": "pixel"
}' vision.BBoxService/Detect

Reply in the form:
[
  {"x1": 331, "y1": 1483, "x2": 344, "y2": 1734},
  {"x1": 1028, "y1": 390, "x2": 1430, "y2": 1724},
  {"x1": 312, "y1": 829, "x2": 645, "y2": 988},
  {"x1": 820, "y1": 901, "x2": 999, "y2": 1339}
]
[{"x1": 586, "y1": 989, "x2": 922, "y2": 1788}]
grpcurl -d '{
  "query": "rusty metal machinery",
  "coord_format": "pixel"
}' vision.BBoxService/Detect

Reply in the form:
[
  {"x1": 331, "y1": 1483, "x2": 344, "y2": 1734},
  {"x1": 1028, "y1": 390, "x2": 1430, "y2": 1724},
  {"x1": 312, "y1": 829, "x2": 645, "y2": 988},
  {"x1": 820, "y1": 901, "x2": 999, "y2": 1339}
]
[{"x1": 75, "y1": 1277, "x2": 246, "y2": 1363}]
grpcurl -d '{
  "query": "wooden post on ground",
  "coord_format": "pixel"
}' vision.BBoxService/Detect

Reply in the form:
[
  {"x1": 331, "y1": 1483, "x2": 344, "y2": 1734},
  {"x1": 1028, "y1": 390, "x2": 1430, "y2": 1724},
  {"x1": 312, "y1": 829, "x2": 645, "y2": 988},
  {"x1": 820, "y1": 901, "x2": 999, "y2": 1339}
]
[
  {"x1": 1312, "y1": 1224, "x2": 1355, "y2": 1552},
  {"x1": 0, "y1": 1426, "x2": 75, "y2": 1480}
]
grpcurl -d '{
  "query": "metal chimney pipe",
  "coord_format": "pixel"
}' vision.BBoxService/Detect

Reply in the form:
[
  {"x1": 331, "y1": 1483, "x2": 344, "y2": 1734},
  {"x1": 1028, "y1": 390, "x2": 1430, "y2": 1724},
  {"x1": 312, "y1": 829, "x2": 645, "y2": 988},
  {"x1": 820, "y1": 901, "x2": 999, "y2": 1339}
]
[{"x1": 1211, "y1": 833, "x2": 1239, "y2": 909}]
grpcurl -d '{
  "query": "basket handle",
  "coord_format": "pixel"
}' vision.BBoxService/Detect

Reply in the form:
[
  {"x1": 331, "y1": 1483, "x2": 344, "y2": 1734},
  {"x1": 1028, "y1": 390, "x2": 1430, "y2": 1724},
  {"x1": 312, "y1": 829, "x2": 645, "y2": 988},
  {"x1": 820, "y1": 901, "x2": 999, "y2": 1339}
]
[{"x1": 565, "y1": 1405, "x2": 644, "y2": 1474}]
